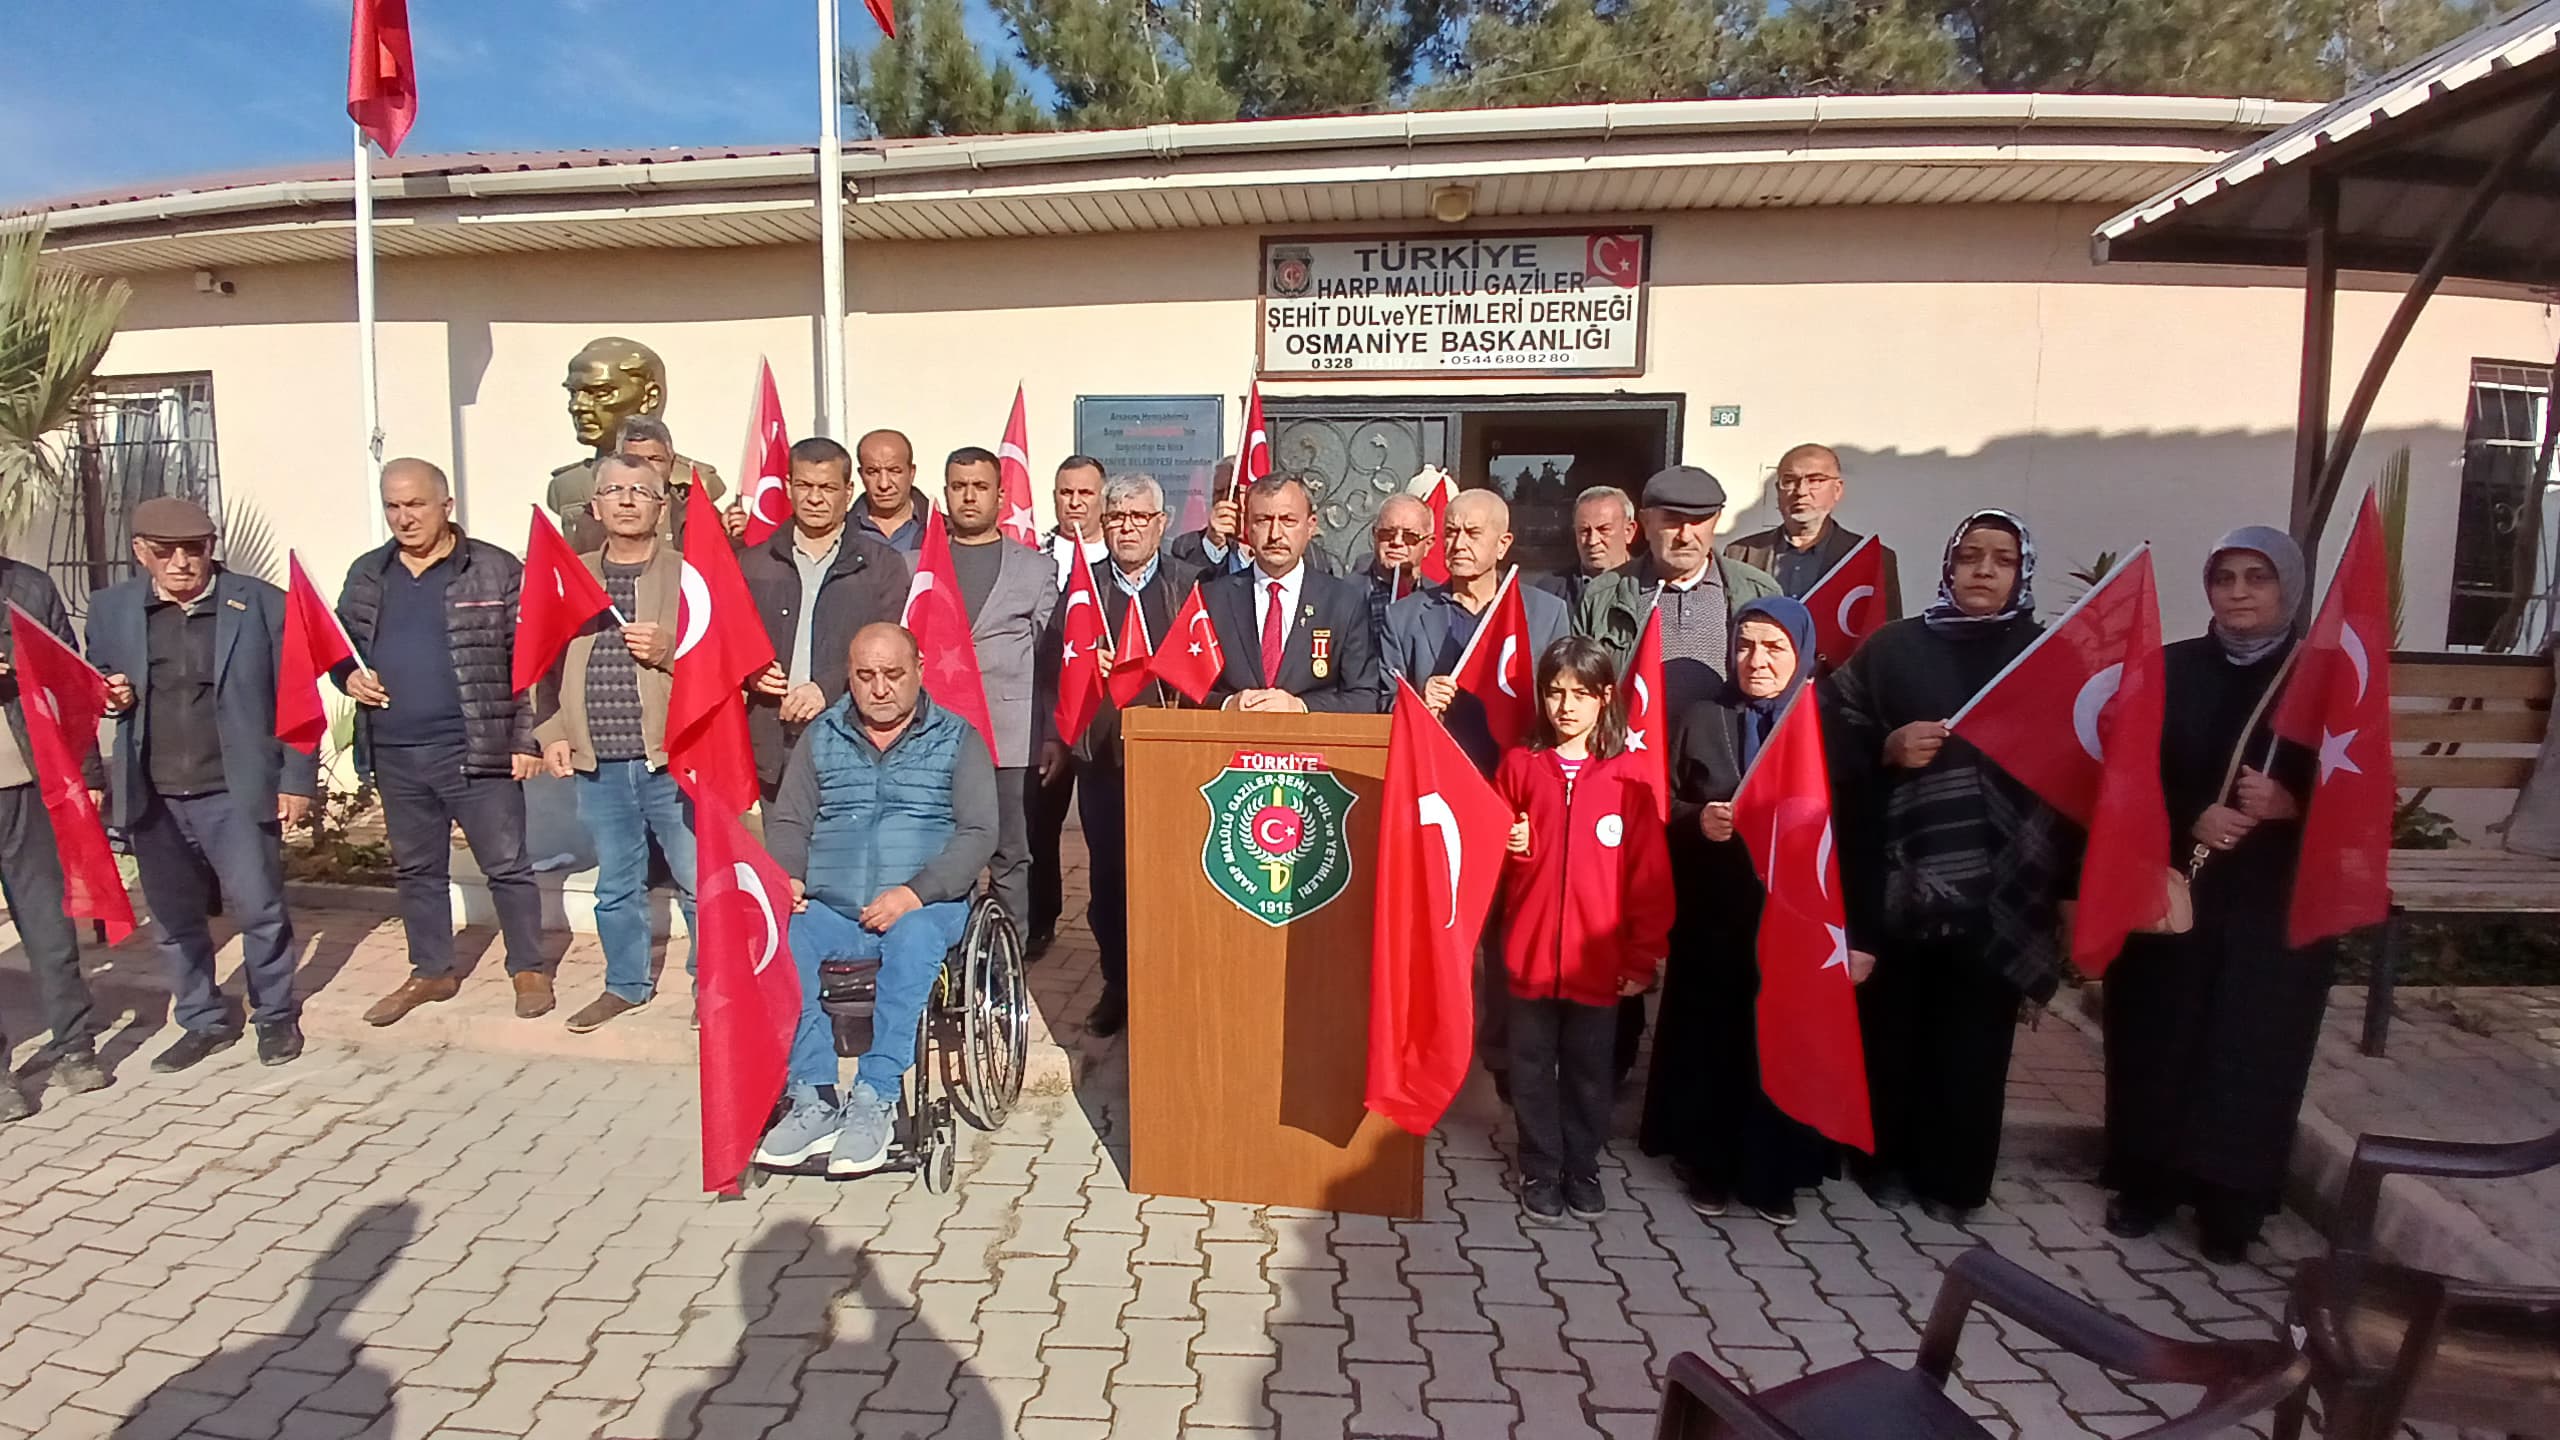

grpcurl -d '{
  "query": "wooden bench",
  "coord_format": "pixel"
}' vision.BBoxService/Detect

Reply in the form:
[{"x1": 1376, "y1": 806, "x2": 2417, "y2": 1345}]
[{"x1": 2375, "y1": 651, "x2": 2560, "y2": 1053}]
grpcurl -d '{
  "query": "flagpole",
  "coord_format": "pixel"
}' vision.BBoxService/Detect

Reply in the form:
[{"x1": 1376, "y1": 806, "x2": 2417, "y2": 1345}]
[
  {"x1": 353, "y1": 127, "x2": 389, "y2": 549},
  {"x1": 1945, "y1": 541, "x2": 2153, "y2": 729},
  {"x1": 816, "y1": 0, "x2": 849, "y2": 436}
]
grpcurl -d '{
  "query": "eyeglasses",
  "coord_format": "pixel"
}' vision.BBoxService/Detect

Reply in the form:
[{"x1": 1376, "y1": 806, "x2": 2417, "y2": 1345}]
[
  {"x1": 1773, "y1": 474, "x2": 1841, "y2": 492},
  {"x1": 1373, "y1": 527, "x2": 1427, "y2": 545},
  {"x1": 139, "y1": 539, "x2": 212, "y2": 559},
  {"x1": 1101, "y1": 511, "x2": 1161, "y2": 528},
  {"x1": 594, "y1": 483, "x2": 663, "y2": 501}
]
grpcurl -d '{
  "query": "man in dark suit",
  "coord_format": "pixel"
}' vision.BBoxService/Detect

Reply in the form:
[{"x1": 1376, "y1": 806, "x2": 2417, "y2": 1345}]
[
  {"x1": 1200, "y1": 476, "x2": 1379, "y2": 714},
  {"x1": 1723, "y1": 442, "x2": 1902, "y2": 619},
  {"x1": 1037, "y1": 473, "x2": 1200, "y2": 1037},
  {"x1": 90, "y1": 498, "x2": 315, "y2": 1072},
  {"x1": 1381, "y1": 490, "x2": 1571, "y2": 774}
]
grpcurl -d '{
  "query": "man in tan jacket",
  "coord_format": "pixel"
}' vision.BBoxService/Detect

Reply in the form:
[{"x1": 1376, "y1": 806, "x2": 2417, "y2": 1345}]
[{"x1": 534, "y1": 453, "x2": 695, "y2": 1033}]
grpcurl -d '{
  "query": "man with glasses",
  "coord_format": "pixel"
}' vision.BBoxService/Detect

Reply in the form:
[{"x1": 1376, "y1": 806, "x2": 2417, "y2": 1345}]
[
  {"x1": 1365, "y1": 493, "x2": 1432, "y2": 662},
  {"x1": 942, "y1": 445, "x2": 1058, "y2": 932},
  {"x1": 1724, "y1": 443, "x2": 1901, "y2": 618},
  {"x1": 613, "y1": 415, "x2": 736, "y2": 550},
  {"x1": 1534, "y1": 485, "x2": 1643, "y2": 609},
  {"x1": 742, "y1": 437, "x2": 911, "y2": 797},
  {"x1": 1026, "y1": 456, "x2": 1109, "y2": 955},
  {"x1": 89, "y1": 498, "x2": 313, "y2": 1071},
  {"x1": 1038, "y1": 474, "x2": 1197, "y2": 1037},
  {"x1": 853, "y1": 429, "x2": 928, "y2": 556}
]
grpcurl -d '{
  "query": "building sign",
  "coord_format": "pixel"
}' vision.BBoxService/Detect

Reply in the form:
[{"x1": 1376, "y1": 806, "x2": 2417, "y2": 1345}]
[
  {"x1": 1074, "y1": 394, "x2": 1225, "y2": 535},
  {"x1": 1259, "y1": 228, "x2": 1649, "y2": 380},
  {"x1": 1199, "y1": 750, "x2": 1357, "y2": 928}
]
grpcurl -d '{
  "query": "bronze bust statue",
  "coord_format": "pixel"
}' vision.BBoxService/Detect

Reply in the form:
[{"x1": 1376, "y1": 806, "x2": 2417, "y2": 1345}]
[{"x1": 545, "y1": 336, "x2": 724, "y2": 550}]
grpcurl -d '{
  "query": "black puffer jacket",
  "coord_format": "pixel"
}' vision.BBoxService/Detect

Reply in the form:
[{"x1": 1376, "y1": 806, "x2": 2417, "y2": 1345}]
[
  {"x1": 337, "y1": 534, "x2": 535, "y2": 779},
  {"x1": 0, "y1": 557, "x2": 103, "y2": 788}
]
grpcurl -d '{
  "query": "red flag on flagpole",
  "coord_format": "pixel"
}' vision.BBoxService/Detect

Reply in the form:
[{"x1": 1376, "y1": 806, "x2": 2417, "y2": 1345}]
[
  {"x1": 737, "y1": 358, "x2": 793, "y2": 547},
  {"x1": 1049, "y1": 543, "x2": 1110, "y2": 745},
  {"x1": 1450, "y1": 569, "x2": 1538, "y2": 752},
  {"x1": 1105, "y1": 590, "x2": 1156, "y2": 709},
  {"x1": 1731, "y1": 691, "x2": 1872, "y2": 1151},
  {"x1": 1948, "y1": 547, "x2": 2170, "y2": 974},
  {"x1": 670, "y1": 485, "x2": 777, "y2": 818},
  {"x1": 1417, "y1": 469, "x2": 1456, "y2": 586},
  {"x1": 1151, "y1": 582, "x2": 1225, "y2": 706},
  {"x1": 695, "y1": 802, "x2": 804, "y2": 1194},
  {"x1": 1621, "y1": 597, "x2": 1669, "y2": 821},
  {"x1": 864, "y1": 0, "x2": 898, "y2": 37},
  {"x1": 277, "y1": 551, "x2": 359, "y2": 755},
  {"x1": 901, "y1": 509, "x2": 998, "y2": 757},
  {"x1": 998, "y1": 385, "x2": 1040, "y2": 548},
  {"x1": 514, "y1": 506, "x2": 617, "y2": 695},
  {"x1": 2271, "y1": 491, "x2": 2397, "y2": 947},
  {"x1": 346, "y1": 0, "x2": 419, "y2": 157},
  {"x1": 1237, "y1": 384, "x2": 1272, "y2": 497},
  {"x1": 1367, "y1": 679, "x2": 1513, "y2": 1134},
  {"x1": 1803, "y1": 533, "x2": 1889, "y2": 667},
  {"x1": 6, "y1": 605, "x2": 134, "y2": 944}
]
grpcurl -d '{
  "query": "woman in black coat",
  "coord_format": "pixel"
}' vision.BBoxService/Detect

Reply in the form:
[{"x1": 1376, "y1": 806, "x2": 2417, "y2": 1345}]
[{"x1": 2102, "y1": 526, "x2": 2331, "y2": 1263}]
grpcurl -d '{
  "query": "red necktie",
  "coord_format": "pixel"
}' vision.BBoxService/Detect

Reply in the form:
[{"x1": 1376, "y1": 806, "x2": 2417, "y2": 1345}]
[{"x1": 1261, "y1": 580, "x2": 1286, "y2": 687}]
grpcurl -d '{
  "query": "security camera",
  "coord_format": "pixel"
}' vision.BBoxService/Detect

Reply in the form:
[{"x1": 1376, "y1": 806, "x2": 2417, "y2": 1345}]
[{"x1": 193, "y1": 270, "x2": 235, "y2": 296}]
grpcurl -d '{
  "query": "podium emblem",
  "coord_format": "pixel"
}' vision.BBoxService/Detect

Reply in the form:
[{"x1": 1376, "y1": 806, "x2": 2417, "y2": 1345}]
[{"x1": 1199, "y1": 750, "x2": 1358, "y2": 928}]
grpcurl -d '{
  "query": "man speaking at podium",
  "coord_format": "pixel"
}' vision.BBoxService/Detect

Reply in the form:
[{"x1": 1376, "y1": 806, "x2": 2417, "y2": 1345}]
[{"x1": 1200, "y1": 475, "x2": 1381, "y2": 713}]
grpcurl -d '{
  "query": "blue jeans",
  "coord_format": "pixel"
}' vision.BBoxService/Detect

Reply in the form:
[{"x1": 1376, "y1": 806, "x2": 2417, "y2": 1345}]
[
  {"x1": 132, "y1": 793, "x2": 296, "y2": 1031},
  {"x1": 788, "y1": 897, "x2": 969, "y2": 1096},
  {"x1": 574, "y1": 759, "x2": 697, "y2": 1003}
]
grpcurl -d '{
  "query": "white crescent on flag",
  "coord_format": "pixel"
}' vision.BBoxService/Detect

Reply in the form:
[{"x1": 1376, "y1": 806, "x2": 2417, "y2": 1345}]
[
  {"x1": 2341, "y1": 624, "x2": 2371, "y2": 705},
  {"x1": 2072, "y1": 663, "x2": 2124, "y2": 762},
  {"x1": 676, "y1": 563, "x2": 712, "y2": 659},
  {"x1": 1836, "y1": 584, "x2": 1876, "y2": 637},
  {"x1": 1496, "y1": 636, "x2": 1520, "y2": 698},
  {"x1": 734, "y1": 862, "x2": 781, "y2": 974},
  {"x1": 1815, "y1": 819, "x2": 1834, "y2": 900},
  {"x1": 1417, "y1": 792, "x2": 1462, "y2": 929},
  {"x1": 901, "y1": 569, "x2": 934, "y2": 626}
]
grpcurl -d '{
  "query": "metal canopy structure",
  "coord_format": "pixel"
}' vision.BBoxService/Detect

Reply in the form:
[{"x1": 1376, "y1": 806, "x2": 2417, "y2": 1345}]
[{"x1": 2094, "y1": 0, "x2": 2560, "y2": 568}]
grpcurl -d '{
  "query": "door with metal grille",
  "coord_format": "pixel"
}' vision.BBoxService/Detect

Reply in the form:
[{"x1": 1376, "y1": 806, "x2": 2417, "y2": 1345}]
[{"x1": 1266, "y1": 411, "x2": 1452, "y2": 574}]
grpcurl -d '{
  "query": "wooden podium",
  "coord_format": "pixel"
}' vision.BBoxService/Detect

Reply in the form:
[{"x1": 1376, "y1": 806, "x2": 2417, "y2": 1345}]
[{"x1": 1119, "y1": 708, "x2": 1422, "y2": 1218}]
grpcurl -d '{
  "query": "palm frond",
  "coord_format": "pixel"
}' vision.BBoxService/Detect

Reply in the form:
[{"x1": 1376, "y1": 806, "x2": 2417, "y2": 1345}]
[{"x1": 0, "y1": 224, "x2": 131, "y2": 543}]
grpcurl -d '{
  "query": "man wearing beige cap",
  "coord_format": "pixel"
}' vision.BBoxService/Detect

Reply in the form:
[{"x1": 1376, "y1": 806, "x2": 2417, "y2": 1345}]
[{"x1": 88, "y1": 497, "x2": 313, "y2": 1072}]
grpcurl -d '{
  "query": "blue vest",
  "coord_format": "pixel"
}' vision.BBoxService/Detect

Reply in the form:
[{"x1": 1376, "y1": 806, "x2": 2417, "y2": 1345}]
[{"x1": 800, "y1": 695, "x2": 967, "y2": 913}]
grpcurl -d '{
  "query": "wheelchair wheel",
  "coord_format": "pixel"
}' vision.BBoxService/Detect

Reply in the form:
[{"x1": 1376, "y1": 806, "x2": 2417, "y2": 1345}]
[{"x1": 957, "y1": 898, "x2": 1028, "y2": 1130}]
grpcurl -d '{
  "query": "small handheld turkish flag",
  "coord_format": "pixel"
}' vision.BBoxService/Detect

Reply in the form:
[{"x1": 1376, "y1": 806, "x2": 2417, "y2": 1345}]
[
  {"x1": 1150, "y1": 583, "x2": 1225, "y2": 705},
  {"x1": 1804, "y1": 533, "x2": 1888, "y2": 667},
  {"x1": 1621, "y1": 598, "x2": 1668, "y2": 821},
  {"x1": 1451, "y1": 569, "x2": 1538, "y2": 752},
  {"x1": 346, "y1": 0, "x2": 418, "y2": 157},
  {"x1": 6, "y1": 605, "x2": 134, "y2": 944},
  {"x1": 1731, "y1": 691, "x2": 1871, "y2": 1151},
  {"x1": 277, "y1": 551, "x2": 359, "y2": 756},
  {"x1": 695, "y1": 802, "x2": 802, "y2": 1195},
  {"x1": 737, "y1": 358, "x2": 792, "y2": 547},
  {"x1": 2271, "y1": 490, "x2": 2396, "y2": 947},
  {"x1": 901, "y1": 509, "x2": 998, "y2": 757},
  {"x1": 998, "y1": 386, "x2": 1040, "y2": 548},
  {"x1": 1368, "y1": 680, "x2": 1513, "y2": 1134},
  {"x1": 1416, "y1": 468, "x2": 1456, "y2": 586},
  {"x1": 1238, "y1": 384, "x2": 1272, "y2": 498},
  {"x1": 670, "y1": 484, "x2": 777, "y2": 818},
  {"x1": 1050, "y1": 544, "x2": 1110, "y2": 744},
  {"x1": 1106, "y1": 591, "x2": 1156, "y2": 710},
  {"x1": 513, "y1": 506, "x2": 616, "y2": 695}
]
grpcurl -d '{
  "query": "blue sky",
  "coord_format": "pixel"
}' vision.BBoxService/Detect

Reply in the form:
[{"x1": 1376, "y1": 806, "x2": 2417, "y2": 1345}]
[{"x1": 0, "y1": 0, "x2": 989, "y2": 206}]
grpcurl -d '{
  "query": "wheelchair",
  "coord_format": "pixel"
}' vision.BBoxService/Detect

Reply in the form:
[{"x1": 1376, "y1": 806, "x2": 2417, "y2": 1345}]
[{"x1": 754, "y1": 894, "x2": 1029, "y2": 1192}]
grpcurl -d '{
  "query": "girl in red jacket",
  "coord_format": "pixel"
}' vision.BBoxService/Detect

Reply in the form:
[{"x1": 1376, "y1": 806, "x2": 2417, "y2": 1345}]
[{"x1": 1495, "y1": 636, "x2": 1673, "y2": 1223}]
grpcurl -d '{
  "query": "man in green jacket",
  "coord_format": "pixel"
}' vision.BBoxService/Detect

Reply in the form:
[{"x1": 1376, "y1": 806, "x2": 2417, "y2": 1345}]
[{"x1": 1574, "y1": 464, "x2": 1779, "y2": 718}]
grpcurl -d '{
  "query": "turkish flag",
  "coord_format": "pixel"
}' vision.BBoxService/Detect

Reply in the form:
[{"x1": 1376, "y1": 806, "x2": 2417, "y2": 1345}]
[
  {"x1": 1367, "y1": 679, "x2": 1512, "y2": 1134},
  {"x1": 998, "y1": 386, "x2": 1040, "y2": 548},
  {"x1": 1620, "y1": 599, "x2": 1669, "y2": 821},
  {"x1": 1151, "y1": 582, "x2": 1225, "y2": 705},
  {"x1": 5, "y1": 605, "x2": 134, "y2": 944},
  {"x1": 1238, "y1": 384, "x2": 1272, "y2": 497},
  {"x1": 2272, "y1": 491, "x2": 2396, "y2": 947},
  {"x1": 1451, "y1": 569, "x2": 1538, "y2": 752},
  {"x1": 694, "y1": 802, "x2": 803, "y2": 1194},
  {"x1": 1417, "y1": 468, "x2": 1455, "y2": 586},
  {"x1": 1049, "y1": 543, "x2": 1110, "y2": 745},
  {"x1": 864, "y1": 0, "x2": 897, "y2": 37},
  {"x1": 1106, "y1": 587, "x2": 1156, "y2": 709},
  {"x1": 1949, "y1": 547, "x2": 2169, "y2": 973},
  {"x1": 901, "y1": 509, "x2": 998, "y2": 758},
  {"x1": 346, "y1": 0, "x2": 418, "y2": 157},
  {"x1": 1804, "y1": 533, "x2": 1888, "y2": 667},
  {"x1": 670, "y1": 484, "x2": 777, "y2": 818},
  {"x1": 512, "y1": 505, "x2": 616, "y2": 695},
  {"x1": 737, "y1": 358, "x2": 792, "y2": 547},
  {"x1": 1731, "y1": 691, "x2": 1871, "y2": 1151},
  {"x1": 277, "y1": 551, "x2": 358, "y2": 755}
]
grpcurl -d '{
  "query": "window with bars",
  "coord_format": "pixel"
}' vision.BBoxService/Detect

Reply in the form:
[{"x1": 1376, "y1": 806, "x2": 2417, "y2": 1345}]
[
  {"x1": 2447, "y1": 359, "x2": 2555, "y2": 650},
  {"x1": 43, "y1": 373, "x2": 223, "y2": 617}
]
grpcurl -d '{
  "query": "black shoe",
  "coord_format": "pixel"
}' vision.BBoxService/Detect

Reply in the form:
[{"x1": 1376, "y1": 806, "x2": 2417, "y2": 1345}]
[
  {"x1": 1026, "y1": 926, "x2": 1056, "y2": 958},
  {"x1": 1680, "y1": 1168, "x2": 1730, "y2": 1218},
  {"x1": 2105, "y1": 1195, "x2": 2164, "y2": 1240},
  {"x1": 151, "y1": 1027, "x2": 240, "y2": 1074},
  {"x1": 51, "y1": 1051, "x2": 111, "y2": 1094},
  {"x1": 1753, "y1": 1198, "x2": 1800, "y2": 1227},
  {"x1": 255, "y1": 1021, "x2": 304, "y2": 1067},
  {"x1": 1916, "y1": 1198, "x2": 1975, "y2": 1227},
  {"x1": 1563, "y1": 1174, "x2": 1606, "y2": 1220},
  {"x1": 1085, "y1": 992, "x2": 1127, "y2": 1039},
  {"x1": 1520, "y1": 1177, "x2": 1566, "y2": 1224},
  {"x1": 0, "y1": 1083, "x2": 30, "y2": 1123},
  {"x1": 1857, "y1": 1170, "x2": 1914, "y2": 1210}
]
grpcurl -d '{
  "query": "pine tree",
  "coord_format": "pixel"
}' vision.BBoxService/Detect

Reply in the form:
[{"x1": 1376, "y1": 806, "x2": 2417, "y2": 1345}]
[
  {"x1": 846, "y1": 0, "x2": 1051, "y2": 138},
  {"x1": 1423, "y1": 0, "x2": 1766, "y2": 108}
]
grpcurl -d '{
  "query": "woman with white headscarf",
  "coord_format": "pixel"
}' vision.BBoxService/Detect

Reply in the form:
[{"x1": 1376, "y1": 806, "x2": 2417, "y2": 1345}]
[{"x1": 2100, "y1": 526, "x2": 2329, "y2": 1264}]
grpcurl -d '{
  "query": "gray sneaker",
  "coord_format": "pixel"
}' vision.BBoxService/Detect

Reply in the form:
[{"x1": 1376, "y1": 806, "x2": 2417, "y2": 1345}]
[
  {"x1": 752, "y1": 1085, "x2": 840, "y2": 1168},
  {"x1": 827, "y1": 1083, "x2": 896, "y2": 1177}
]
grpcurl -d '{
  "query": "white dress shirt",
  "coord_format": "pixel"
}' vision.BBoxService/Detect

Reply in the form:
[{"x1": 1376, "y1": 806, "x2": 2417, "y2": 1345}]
[
  {"x1": 1249, "y1": 559, "x2": 1309, "y2": 661},
  {"x1": 1048, "y1": 528, "x2": 1108, "y2": 590}
]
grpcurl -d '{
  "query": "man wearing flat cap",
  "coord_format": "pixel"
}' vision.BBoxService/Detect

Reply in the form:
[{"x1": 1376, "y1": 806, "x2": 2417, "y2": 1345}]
[
  {"x1": 1575, "y1": 465, "x2": 1780, "y2": 715},
  {"x1": 88, "y1": 497, "x2": 315, "y2": 1072}
]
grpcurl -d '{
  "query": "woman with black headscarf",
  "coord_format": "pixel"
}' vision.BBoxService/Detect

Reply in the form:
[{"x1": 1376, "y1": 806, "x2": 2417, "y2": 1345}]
[
  {"x1": 1819, "y1": 510, "x2": 2075, "y2": 1223},
  {"x1": 1641, "y1": 595, "x2": 1843, "y2": 1224},
  {"x1": 2101, "y1": 527, "x2": 2328, "y2": 1262}
]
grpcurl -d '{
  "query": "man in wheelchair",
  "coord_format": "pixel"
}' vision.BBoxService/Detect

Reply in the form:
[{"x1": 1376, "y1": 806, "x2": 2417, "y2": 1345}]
[{"x1": 754, "y1": 623, "x2": 998, "y2": 1176}]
